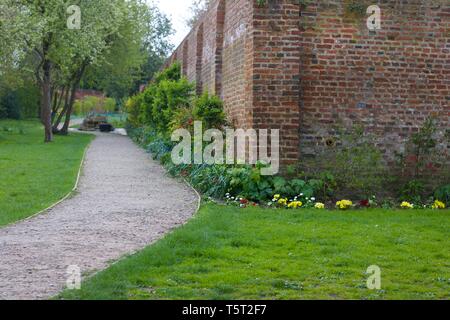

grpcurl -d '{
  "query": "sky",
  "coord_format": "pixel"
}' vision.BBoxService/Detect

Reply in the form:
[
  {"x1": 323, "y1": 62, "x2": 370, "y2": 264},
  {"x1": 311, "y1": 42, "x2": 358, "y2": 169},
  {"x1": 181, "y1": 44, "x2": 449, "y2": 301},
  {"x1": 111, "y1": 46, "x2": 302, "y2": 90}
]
[{"x1": 151, "y1": 0, "x2": 197, "y2": 48}]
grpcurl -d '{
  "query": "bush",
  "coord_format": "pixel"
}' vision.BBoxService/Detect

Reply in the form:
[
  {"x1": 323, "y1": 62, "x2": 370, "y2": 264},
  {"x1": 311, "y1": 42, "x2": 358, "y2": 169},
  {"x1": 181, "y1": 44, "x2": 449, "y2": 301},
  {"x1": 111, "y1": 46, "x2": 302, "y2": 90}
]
[
  {"x1": 435, "y1": 184, "x2": 450, "y2": 205},
  {"x1": 169, "y1": 107, "x2": 195, "y2": 133},
  {"x1": 125, "y1": 95, "x2": 143, "y2": 127},
  {"x1": 306, "y1": 124, "x2": 387, "y2": 198},
  {"x1": 151, "y1": 78, "x2": 194, "y2": 135},
  {"x1": 396, "y1": 116, "x2": 448, "y2": 183},
  {"x1": 193, "y1": 92, "x2": 226, "y2": 130},
  {"x1": 0, "y1": 84, "x2": 40, "y2": 119},
  {"x1": 399, "y1": 180, "x2": 426, "y2": 203},
  {"x1": 73, "y1": 96, "x2": 116, "y2": 115}
]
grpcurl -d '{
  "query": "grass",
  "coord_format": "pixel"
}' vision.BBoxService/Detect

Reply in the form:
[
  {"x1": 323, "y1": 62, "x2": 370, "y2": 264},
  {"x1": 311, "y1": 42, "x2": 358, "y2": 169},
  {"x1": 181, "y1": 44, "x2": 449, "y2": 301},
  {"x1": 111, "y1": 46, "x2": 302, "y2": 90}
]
[
  {"x1": 0, "y1": 120, "x2": 93, "y2": 227},
  {"x1": 60, "y1": 204, "x2": 449, "y2": 300}
]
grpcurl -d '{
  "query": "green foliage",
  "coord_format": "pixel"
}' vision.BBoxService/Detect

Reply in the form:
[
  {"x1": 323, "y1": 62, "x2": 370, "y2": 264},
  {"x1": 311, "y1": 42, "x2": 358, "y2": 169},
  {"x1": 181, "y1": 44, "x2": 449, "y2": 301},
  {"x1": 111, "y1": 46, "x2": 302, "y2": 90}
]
[
  {"x1": 399, "y1": 180, "x2": 426, "y2": 203},
  {"x1": 169, "y1": 107, "x2": 195, "y2": 132},
  {"x1": 125, "y1": 95, "x2": 143, "y2": 128},
  {"x1": 193, "y1": 92, "x2": 226, "y2": 129},
  {"x1": 408, "y1": 116, "x2": 438, "y2": 178},
  {"x1": 154, "y1": 62, "x2": 182, "y2": 83},
  {"x1": 151, "y1": 78, "x2": 194, "y2": 135},
  {"x1": 307, "y1": 172, "x2": 337, "y2": 201},
  {"x1": 228, "y1": 165, "x2": 274, "y2": 201},
  {"x1": 434, "y1": 184, "x2": 450, "y2": 205},
  {"x1": 0, "y1": 83, "x2": 40, "y2": 120},
  {"x1": 73, "y1": 96, "x2": 116, "y2": 115},
  {"x1": 310, "y1": 124, "x2": 387, "y2": 198}
]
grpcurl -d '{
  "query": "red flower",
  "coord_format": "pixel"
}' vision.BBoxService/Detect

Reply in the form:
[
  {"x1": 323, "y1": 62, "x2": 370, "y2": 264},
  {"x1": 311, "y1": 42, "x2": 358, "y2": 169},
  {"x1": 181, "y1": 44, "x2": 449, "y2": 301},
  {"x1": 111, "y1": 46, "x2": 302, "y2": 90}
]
[
  {"x1": 360, "y1": 199, "x2": 370, "y2": 207},
  {"x1": 240, "y1": 199, "x2": 249, "y2": 205}
]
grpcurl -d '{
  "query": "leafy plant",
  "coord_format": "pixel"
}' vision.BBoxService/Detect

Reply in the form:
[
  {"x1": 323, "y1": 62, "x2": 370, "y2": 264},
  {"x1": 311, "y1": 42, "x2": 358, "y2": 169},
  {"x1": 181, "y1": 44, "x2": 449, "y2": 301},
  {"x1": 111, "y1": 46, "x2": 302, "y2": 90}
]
[
  {"x1": 228, "y1": 165, "x2": 274, "y2": 202},
  {"x1": 434, "y1": 184, "x2": 450, "y2": 205},
  {"x1": 399, "y1": 180, "x2": 426, "y2": 203},
  {"x1": 311, "y1": 124, "x2": 387, "y2": 198},
  {"x1": 193, "y1": 92, "x2": 226, "y2": 130}
]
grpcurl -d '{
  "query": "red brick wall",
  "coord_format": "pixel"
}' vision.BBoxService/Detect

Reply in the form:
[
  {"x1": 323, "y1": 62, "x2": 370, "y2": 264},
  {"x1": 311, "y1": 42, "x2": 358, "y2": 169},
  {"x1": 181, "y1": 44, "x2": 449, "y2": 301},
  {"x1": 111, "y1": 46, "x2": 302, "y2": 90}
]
[
  {"x1": 164, "y1": 0, "x2": 449, "y2": 166},
  {"x1": 299, "y1": 1, "x2": 450, "y2": 164}
]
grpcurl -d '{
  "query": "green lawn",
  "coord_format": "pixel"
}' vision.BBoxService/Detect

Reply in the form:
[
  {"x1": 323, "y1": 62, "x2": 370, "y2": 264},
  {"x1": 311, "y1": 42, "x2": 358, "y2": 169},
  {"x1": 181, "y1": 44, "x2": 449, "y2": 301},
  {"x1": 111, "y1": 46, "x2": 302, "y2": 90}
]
[
  {"x1": 60, "y1": 204, "x2": 449, "y2": 300},
  {"x1": 0, "y1": 120, "x2": 93, "y2": 227}
]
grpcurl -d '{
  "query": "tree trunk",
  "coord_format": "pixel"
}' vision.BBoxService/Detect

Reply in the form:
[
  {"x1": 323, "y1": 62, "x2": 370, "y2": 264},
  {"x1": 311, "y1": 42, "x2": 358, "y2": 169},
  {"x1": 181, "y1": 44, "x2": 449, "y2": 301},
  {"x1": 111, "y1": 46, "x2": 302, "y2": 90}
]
[
  {"x1": 52, "y1": 88, "x2": 70, "y2": 133},
  {"x1": 51, "y1": 86, "x2": 65, "y2": 123},
  {"x1": 59, "y1": 84, "x2": 77, "y2": 135},
  {"x1": 41, "y1": 59, "x2": 53, "y2": 143},
  {"x1": 60, "y1": 61, "x2": 88, "y2": 135}
]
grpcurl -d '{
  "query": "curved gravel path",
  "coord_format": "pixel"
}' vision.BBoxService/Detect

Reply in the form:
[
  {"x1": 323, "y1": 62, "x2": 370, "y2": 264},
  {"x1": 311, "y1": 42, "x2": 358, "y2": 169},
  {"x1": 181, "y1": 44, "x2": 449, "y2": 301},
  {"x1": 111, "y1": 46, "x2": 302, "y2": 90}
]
[{"x1": 0, "y1": 133, "x2": 199, "y2": 300}]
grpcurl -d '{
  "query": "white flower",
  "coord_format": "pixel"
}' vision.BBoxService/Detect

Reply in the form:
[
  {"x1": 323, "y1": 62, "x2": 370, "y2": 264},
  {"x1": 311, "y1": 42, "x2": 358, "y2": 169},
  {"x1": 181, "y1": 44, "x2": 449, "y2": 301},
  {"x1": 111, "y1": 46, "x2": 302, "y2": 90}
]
[{"x1": 311, "y1": 197, "x2": 316, "y2": 201}]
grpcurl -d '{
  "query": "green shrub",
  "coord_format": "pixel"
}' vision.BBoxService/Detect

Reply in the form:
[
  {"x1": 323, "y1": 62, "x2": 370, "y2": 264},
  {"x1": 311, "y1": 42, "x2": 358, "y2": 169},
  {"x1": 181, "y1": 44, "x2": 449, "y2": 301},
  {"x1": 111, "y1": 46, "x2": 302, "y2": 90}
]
[
  {"x1": 308, "y1": 124, "x2": 387, "y2": 198},
  {"x1": 151, "y1": 78, "x2": 194, "y2": 135},
  {"x1": 169, "y1": 107, "x2": 195, "y2": 133},
  {"x1": 154, "y1": 62, "x2": 182, "y2": 83},
  {"x1": 125, "y1": 95, "x2": 143, "y2": 127},
  {"x1": 435, "y1": 184, "x2": 450, "y2": 205},
  {"x1": 193, "y1": 92, "x2": 226, "y2": 129},
  {"x1": 73, "y1": 96, "x2": 116, "y2": 115},
  {"x1": 399, "y1": 180, "x2": 426, "y2": 203}
]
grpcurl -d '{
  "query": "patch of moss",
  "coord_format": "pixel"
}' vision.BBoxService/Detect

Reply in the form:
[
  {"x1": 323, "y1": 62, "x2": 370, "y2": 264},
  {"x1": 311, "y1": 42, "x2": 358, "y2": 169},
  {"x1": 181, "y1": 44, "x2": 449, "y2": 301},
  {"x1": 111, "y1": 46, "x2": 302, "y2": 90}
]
[{"x1": 343, "y1": 0, "x2": 368, "y2": 22}]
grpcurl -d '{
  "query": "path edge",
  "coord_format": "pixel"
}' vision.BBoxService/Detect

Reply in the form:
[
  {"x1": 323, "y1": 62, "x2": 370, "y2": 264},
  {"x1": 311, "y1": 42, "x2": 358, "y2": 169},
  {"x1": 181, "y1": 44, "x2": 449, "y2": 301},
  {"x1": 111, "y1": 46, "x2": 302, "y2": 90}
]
[{"x1": 6, "y1": 135, "x2": 95, "y2": 227}]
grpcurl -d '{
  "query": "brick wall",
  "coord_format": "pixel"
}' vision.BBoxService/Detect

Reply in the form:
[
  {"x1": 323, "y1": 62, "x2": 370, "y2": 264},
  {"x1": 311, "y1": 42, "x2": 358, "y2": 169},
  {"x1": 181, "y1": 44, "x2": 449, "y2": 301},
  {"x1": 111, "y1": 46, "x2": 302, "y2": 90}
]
[
  {"x1": 299, "y1": 0, "x2": 449, "y2": 165},
  {"x1": 165, "y1": 0, "x2": 449, "y2": 166}
]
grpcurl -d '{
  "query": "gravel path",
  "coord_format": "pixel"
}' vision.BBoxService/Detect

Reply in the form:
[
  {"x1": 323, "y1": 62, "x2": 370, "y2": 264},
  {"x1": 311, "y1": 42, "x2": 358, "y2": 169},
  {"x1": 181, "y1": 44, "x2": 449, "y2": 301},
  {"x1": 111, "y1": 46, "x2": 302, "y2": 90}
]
[{"x1": 0, "y1": 133, "x2": 199, "y2": 300}]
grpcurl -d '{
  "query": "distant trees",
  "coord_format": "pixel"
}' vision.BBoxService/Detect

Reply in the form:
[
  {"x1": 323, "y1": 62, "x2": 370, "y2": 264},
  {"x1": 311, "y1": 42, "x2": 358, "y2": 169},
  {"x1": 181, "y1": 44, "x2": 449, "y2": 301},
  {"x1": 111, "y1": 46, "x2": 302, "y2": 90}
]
[
  {"x1": 0, "y1": 0, "x2": 172, "y2": 141},
  {"x1": 186, "y1": 0, "x2": 212, "y2": 28}
]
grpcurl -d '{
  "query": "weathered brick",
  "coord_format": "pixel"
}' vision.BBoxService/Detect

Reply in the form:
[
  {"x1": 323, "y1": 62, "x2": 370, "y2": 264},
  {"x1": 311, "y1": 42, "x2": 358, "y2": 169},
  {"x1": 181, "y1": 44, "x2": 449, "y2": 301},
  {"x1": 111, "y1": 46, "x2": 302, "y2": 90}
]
[{"x1": 162, "y1": 0, "x2": 449, "y2": 167}]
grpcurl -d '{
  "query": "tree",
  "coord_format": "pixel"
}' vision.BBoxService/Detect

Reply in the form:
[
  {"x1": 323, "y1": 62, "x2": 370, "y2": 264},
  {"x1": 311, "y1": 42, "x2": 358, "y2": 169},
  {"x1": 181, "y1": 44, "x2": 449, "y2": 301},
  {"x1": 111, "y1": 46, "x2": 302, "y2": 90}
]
[
  {"x1": 186, "y1": 0, "x2": 212, "y2": 28},
  {"x1": 2, "y1": 0, "x2": 126, "y2": 141},
  {"x1": 80, "y1": 3, "x2": 173, "y2": 102}
]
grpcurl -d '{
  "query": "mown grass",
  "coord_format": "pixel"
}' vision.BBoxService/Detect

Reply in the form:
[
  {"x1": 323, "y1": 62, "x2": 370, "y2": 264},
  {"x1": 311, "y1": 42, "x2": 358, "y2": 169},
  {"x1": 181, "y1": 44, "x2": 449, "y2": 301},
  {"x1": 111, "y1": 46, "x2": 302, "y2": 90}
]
[
  {"x1": 0, "y1": 120, "x2": 93, "y2": 227},
  {"x1": 60, "y1": 204, "x2": 449, "y2": 300}
]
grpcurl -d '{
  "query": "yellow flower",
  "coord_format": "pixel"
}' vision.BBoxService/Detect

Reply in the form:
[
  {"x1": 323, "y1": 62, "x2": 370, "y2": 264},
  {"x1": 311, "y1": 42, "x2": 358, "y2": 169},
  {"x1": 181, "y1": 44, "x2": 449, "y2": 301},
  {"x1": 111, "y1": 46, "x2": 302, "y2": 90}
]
[
  {"x1": 315, "y1": 202, "x2": 325, "y2": 209},
  {"x1": 432, "y1": 200, "x2": 446, "y2": 210},
  {"x1": 336, "y1": 200, "x2": 353, "y2": 210},
  {"x1": 274, "y1": 194, "x2": 281, "y2": 200},
  {"x1": 400, "y1": 201, "x2": 414, "y2": 209},
  {"x1": 278, "y1": 198, "x2": 288, "y2": 206},
  {"x1": 288, "y1": 201, "x2": 303, "y2": 209}
]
